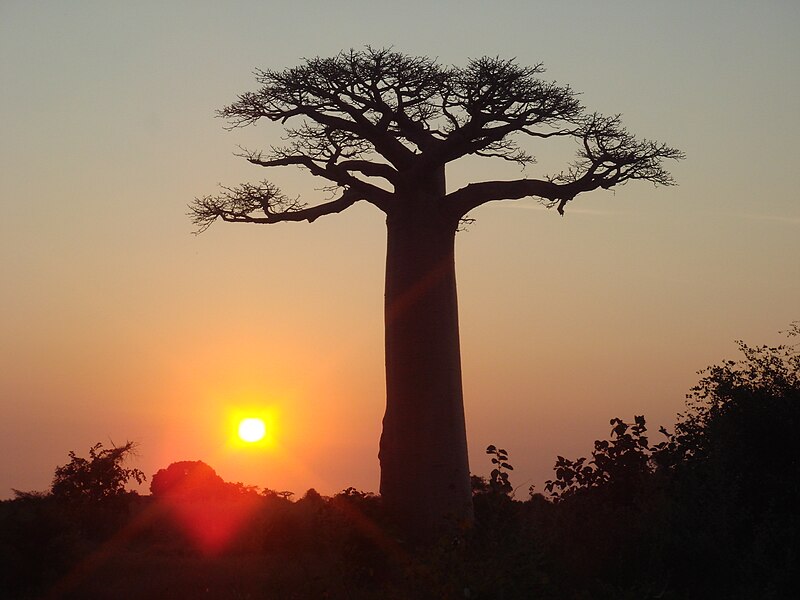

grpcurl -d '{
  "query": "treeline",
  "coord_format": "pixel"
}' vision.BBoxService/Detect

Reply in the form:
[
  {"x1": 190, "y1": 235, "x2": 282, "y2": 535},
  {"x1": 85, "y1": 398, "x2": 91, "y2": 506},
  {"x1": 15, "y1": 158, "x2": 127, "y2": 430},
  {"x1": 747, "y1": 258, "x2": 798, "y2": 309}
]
[{"x1": 1, "y1": 327, "x2": 798, "y2": 599}]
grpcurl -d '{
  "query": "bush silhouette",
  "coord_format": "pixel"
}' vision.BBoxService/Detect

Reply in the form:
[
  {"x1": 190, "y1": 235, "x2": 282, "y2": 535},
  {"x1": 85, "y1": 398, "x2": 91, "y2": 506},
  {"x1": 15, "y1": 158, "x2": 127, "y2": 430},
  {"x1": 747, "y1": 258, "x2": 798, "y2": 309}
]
[
  {"x1": 150, "y1": 461, "x2": 229, "y2": 500},
  {"x1": 51, "y1": 441, "x2": 144, "y2": 502}
]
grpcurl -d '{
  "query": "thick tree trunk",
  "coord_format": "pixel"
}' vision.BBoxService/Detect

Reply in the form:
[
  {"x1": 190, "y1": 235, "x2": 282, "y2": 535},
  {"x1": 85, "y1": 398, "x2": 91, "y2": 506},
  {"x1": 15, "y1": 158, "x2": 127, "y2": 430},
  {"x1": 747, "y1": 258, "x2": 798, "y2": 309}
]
[{"x1": 379, "y1": 190, "x2": 473, "y2": 541}]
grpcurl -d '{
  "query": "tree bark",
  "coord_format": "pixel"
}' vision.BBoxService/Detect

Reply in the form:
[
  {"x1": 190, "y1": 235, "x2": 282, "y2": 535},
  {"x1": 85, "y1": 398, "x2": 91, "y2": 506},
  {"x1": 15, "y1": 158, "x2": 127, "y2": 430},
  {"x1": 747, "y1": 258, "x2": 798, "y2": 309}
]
[{"x1": 379, "y1": 186, "x2": 473, "y2": 541}]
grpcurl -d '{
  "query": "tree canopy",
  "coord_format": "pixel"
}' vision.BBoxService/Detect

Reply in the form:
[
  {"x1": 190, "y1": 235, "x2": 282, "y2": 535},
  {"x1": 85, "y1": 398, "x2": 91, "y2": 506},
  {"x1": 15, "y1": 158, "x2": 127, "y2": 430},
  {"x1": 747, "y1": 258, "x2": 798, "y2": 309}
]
[{"x1": 190, "y1": 47, "x2": 683, "y2": 231}]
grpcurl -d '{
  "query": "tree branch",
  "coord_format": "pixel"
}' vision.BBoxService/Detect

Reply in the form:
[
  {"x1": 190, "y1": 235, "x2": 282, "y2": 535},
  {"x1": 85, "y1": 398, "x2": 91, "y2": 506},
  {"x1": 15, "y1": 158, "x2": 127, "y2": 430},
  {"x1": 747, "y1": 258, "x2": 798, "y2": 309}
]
[
  {"x1": 428, "y1": 57, "x2": 583, "y2": 167},
  {"x1": 242, "y1": 150, "x2": 395, "y2": 212},
  {"x1": 330, "y1": 159, "x2": 398, "y2": 181},
  {"x1": 203, "y1": 49, "x2": 683, "y2": 227},
  {"x1": 220, "y1": 49, "x2": 444, "y2": 169},
  {"x1": 189, "y1": 182, "x2": 362, "y2": 233},
  {"x1": 446, "y1": 178, "x2": 577, "y2": 216},
  {"x1": 446, "y1": 111, "x2": 684, "y2": 217}
]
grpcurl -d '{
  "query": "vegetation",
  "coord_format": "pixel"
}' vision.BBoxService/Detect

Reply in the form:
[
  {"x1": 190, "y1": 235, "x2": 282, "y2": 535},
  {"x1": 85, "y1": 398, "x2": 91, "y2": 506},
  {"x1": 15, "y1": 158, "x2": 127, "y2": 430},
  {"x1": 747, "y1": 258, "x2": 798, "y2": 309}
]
[
  {"x1": 1, "y1": 326, "x2": 796, "y2": 598},
  {"x1": 190, "y1": 47, "x2": 683, "y2": 538},
  {"x1": 49, "y1": 441, "x2": 145, "y2": 502}
]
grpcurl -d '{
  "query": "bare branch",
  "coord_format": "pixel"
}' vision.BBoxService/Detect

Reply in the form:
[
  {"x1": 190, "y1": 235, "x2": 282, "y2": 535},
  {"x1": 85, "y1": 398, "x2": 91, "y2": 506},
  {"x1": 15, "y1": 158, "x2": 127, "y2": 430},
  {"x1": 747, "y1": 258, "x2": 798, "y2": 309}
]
[
  {"x1": 446, "y1": 112, "x2": 683, "y2": 216},
  {"x1": 445, "y1": 178, "x2": 575, "y2": 217},
  {"x1": 547, "y1": 113, "x2": 686, "y2": 195},
  {"x1": 201, "y1": 49, "x2": 682, "y2": 227},
  {"x1": 218, "y1": 48, "x2": 453, "y2": 168},
  {"x1": 241, "y1": 148, "x2": 395, "y2": 211},
  {"x1": 189, "y1": 182, "x2": 361, "y2": 233},
  {"x1": 336, "y1": 159, "x2": 398, "y2": 181},
  {"x1": 428, "y1": 57, "x2": 583, "y2": 166}
]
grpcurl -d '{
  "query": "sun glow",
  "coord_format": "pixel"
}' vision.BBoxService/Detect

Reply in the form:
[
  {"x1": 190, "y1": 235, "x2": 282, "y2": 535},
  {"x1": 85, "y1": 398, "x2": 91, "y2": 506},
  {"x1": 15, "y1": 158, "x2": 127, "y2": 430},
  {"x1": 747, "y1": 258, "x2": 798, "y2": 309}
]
[
  {"x1": 225, "y1": 403, "x2": 278, "y2": 450},
  {"x1": 238, "y1": 417, "x2": 266, "y2": 443}
]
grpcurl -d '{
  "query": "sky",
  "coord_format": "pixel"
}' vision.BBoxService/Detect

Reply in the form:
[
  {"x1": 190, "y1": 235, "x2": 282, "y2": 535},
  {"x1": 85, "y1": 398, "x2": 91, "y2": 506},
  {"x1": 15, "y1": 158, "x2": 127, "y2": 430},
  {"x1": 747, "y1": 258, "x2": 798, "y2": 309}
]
[{"x1": 1, "y1": 1, "x2": 799, "y2": 499}]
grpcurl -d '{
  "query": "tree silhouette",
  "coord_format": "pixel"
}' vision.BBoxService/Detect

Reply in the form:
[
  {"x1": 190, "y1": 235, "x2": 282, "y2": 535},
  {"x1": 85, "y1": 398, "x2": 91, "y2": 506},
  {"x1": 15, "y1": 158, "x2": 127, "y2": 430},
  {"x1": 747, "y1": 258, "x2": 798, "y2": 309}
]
[
  {"x1": 51, "y1": 441, "x2": 144, "y2": 502},
  {"x1": 150, "y1": 461, "x2": 229, "y2": 500},
  {"x1": 191, "y1": 47, "x2": 683, "y2": 539}
]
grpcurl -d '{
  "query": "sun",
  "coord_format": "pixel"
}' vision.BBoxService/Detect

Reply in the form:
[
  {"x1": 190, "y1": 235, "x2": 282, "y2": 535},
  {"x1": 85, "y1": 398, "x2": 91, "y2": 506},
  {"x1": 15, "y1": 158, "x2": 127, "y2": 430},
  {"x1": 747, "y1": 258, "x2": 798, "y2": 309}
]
[
  {"x1": 237, "y1": 417, "x2": 266, "y2": 443},
  {"x1": 226, "y1": 403, "x2": 279, "y2": 449}
]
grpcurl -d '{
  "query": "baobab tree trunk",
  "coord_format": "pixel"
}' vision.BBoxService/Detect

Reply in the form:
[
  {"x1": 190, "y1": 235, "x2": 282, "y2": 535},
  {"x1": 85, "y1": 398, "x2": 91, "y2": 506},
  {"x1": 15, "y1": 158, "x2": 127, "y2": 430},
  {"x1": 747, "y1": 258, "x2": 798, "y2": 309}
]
[{"x1": 379, "y1": 190, "x2": 473, "y2": 541}]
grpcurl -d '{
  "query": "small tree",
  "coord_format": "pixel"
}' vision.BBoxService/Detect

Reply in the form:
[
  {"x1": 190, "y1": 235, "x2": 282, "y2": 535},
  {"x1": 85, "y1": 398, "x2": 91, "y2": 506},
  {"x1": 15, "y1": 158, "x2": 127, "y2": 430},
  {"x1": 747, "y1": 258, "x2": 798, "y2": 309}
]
[
  {"x1": 51, "y1": 441, "x2": 145, "y2": 502},
  {"x1": 150, "y1": 460, "x2": 229, "y2": 500},
  {"x1": 191, "y1": 48, "x2": 683, "y2": 539}
]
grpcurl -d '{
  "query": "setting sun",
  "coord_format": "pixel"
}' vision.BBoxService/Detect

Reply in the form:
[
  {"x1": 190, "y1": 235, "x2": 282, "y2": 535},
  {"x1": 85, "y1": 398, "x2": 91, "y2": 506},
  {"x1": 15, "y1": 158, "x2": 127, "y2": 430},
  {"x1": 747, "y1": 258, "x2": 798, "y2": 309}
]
[
  {"x1": 225, "y1": 403, "x2": 279, "y2": 450},
  {"x1": 238, "y1": 418, "x2": 266, "y2": 443}
]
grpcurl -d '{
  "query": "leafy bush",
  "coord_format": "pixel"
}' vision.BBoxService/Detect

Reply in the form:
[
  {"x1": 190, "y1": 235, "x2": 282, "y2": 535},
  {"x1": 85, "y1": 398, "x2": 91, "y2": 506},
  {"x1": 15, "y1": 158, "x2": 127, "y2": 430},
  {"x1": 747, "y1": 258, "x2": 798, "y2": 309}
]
[{"x1": 51, "y1": 441, "x2": 145, "y2": 502}]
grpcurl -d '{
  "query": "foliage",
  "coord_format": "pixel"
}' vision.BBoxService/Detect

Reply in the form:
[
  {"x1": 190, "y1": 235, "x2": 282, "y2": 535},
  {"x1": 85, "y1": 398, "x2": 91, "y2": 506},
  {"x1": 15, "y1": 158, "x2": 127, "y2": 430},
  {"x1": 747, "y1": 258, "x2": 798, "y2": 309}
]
[
  {"x1": 659, "y1": 324, "x2": 800, "y2": 597},
  {"x1": 150, "y1": 460, "x2": 230, "y2": 500},
  {"x1": 262, "y1": 487, "x2": 295, "y2": 500},
  {"x1": 537, "y1": 324, "x2": 800, "y2": 598},
  {"x1": 666, "y1": 322, "x2": 799, "y2": 468},
  {"x1": 544, "y1": 415, "x2": 660, "y2": 501},
  {"x1": 50, "y1": 441, "x2": 145, "y2": 502},
  {"x1": 546, "y1": 323, "x2": 799, "y2": 499},
  {"x1": 484, "y1": 444, "x2": 514, "y2": 496},
  {"x1": 3, "y1": 325, "x2": 797, "y2": 598}
]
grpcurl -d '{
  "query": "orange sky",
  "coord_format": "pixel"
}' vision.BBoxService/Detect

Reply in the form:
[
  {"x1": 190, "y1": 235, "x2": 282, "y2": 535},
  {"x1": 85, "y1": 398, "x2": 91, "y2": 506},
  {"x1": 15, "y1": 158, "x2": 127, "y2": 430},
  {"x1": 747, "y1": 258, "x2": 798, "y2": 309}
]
[{"x1": 2, "y1": 1, "x2": 799, "y2": 499}]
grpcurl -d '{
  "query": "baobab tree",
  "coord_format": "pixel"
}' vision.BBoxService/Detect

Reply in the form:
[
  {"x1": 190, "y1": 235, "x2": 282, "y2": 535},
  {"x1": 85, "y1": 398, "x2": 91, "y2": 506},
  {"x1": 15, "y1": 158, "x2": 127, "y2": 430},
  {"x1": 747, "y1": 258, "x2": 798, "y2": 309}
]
[{"x1": 191, "y1": 48, "x2": 683, "y2": 540}]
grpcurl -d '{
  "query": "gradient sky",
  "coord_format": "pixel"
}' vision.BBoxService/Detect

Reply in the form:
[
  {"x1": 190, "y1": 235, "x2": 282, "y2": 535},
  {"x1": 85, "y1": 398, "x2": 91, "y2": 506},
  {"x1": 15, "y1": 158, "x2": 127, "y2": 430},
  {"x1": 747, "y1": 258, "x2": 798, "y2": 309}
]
[{"x1": 2, "y1": 1, "x2": 799, "y2": 499}]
